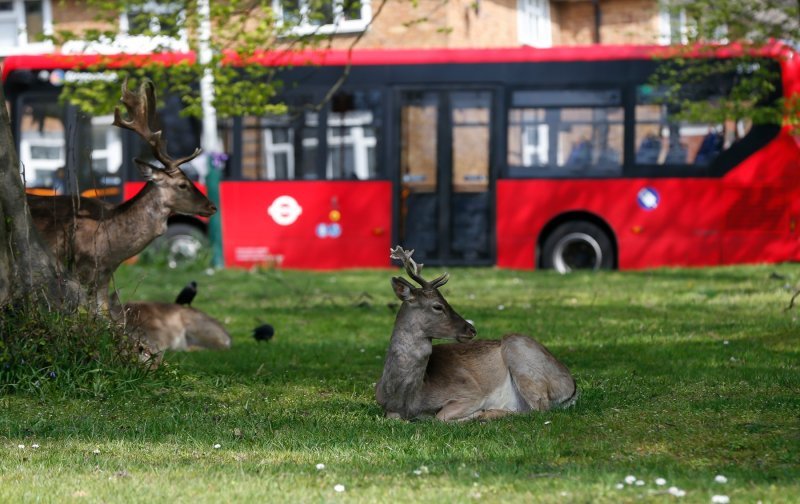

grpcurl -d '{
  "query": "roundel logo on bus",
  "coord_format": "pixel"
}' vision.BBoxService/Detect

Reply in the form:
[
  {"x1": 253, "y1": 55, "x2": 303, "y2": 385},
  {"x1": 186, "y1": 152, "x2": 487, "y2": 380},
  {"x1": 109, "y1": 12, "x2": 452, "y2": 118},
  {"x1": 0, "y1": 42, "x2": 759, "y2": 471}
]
[
  {"x1": 637, "y1": 187, "x2": 660, "y2": 211},
  {"x1": 267, "y1": 195, "x2": 303, "y2": 226}
]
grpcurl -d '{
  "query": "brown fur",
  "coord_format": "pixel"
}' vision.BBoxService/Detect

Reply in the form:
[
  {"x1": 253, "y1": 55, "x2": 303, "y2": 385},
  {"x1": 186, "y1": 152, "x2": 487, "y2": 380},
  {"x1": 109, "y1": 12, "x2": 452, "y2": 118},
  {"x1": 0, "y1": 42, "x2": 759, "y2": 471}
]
[
  {"x1": 376, "y1": 251, "x2": 577, "y2": 421},
  {"x1": 26, "y1": 80, "x2": 216, "y2": 314},
  {"x1": 123, "y1": 301, "x2": 231, "y2": 353}
]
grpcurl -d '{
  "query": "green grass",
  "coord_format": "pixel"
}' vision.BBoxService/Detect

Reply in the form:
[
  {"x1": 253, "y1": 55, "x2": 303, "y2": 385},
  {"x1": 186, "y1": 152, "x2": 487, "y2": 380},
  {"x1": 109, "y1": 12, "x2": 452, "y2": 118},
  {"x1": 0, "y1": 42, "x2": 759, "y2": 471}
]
[{"x1": 1, "y1": 262, "x2": 799, "y2": 502}]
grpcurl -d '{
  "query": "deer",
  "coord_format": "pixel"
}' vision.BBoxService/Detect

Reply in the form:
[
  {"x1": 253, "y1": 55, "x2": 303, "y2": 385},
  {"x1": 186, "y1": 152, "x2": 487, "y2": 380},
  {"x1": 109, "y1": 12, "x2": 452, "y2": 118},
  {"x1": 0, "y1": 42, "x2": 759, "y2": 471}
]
[
  {"x1": 26, "y1": 79, "x2": 217, "y2": 314},
  {"x1": 123, "y1": 301, "x2": 232, "y2": 354},
  {"x1": 375, "y1": 246, "x2": 578, "y2": 421}
]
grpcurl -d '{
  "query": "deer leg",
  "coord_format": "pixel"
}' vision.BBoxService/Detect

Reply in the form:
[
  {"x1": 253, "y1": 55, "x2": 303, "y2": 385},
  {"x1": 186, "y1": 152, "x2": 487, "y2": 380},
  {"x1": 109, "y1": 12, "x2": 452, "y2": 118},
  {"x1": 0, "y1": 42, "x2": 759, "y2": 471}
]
[
  {"x1": 501, "y1": 334, "x2": 576, "y2": 412},
  {"x1": 435, "y1": 401, "x2": 483, "y2": 422}
]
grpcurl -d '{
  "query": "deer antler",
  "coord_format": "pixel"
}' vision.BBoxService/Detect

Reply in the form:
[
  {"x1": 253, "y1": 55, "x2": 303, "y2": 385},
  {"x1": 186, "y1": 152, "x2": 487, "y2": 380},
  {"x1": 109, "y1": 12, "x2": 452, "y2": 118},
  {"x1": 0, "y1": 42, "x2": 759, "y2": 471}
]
[
  {"x1": 390, "y1": 246, "x2": 449, "y2": 290},
  {"x1": 113, "y1": 78, "x2": 202, "y2": 175}
]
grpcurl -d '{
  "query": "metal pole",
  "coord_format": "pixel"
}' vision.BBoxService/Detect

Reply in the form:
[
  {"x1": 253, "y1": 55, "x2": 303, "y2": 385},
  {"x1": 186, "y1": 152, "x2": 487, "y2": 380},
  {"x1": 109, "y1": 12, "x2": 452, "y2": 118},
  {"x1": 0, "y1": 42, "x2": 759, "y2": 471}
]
[{"x1": 198, "y1": 0, "x2": 224, "y2": 268}]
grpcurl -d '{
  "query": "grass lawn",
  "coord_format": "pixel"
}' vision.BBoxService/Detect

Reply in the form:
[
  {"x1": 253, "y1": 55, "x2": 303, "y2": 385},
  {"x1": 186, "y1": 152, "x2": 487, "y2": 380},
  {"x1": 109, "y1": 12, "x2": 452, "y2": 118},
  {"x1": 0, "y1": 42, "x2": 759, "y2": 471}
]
[{"x1": 1, "y1": 261, "x2": 799, "y2": 503}]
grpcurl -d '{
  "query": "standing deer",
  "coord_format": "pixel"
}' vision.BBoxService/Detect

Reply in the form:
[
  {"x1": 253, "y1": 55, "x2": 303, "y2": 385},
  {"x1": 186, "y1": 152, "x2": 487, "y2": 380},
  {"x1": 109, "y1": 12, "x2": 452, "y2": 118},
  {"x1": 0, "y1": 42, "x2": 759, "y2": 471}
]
[
  {"x1": 27, "y1": 79, "x2": 216, "y2": 313},
  {"x1": 375, "y1": 246, "x2": 578, "y2": 421}
]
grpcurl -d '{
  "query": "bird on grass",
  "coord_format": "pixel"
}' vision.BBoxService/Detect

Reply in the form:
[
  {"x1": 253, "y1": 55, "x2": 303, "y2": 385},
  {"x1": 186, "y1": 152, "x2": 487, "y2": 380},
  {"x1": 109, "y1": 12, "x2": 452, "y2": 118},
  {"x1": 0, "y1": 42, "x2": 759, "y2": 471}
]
[
  {"x1": 175, "y1": 281, "x2": 198, "y2": 306},
  {"x1": 253, "y1": 324, "x2": 275, "y2": 343}
]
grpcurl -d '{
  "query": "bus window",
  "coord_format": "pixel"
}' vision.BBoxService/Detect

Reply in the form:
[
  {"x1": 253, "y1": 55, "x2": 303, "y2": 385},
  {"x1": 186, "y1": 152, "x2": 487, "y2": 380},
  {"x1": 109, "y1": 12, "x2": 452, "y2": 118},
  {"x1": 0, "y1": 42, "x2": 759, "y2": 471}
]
[
  {"x1": 326, "y1": 90, "x2": 381, "y2": 180},
  {"x1": 634, "y1": 86, "x2": 752, "y2": 169},
  {"x1": 507, "y1": 89, "x2": 623, "y2": 177},
  {"x1": 18, "y1": 98, "x2": 65, "y2": 191},
  {"x1": 84, "y1": 114, "x2": 123, "y2": 193},
  {"x1": 452, "y1": 91, "x2": 490, "y2": 192},
  {"x1": 237, "y1": 101, "x2": 319, "y2": 181}
]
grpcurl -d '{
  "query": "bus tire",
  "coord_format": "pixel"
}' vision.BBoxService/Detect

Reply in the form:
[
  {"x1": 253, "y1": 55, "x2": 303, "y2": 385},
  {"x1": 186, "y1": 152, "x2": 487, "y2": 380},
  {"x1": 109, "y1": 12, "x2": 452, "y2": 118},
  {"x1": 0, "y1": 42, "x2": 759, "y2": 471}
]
[
  {"x1": 541, "y1": 221, "x2": 614, "y2": 273},
  {"x1": 145, "y1": 223, "x2": 209, "y2": 269}
]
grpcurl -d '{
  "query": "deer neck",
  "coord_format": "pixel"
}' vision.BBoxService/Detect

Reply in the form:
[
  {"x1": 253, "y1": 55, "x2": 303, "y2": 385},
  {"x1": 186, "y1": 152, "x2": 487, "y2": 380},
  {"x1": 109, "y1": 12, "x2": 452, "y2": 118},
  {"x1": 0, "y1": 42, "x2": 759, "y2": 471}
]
[
  {"x1": 377, "y1": 312, "x2": 434, "y2": 417},
  {"x1": 104, "y1": 182, "x2": 170, "y2": 260}
]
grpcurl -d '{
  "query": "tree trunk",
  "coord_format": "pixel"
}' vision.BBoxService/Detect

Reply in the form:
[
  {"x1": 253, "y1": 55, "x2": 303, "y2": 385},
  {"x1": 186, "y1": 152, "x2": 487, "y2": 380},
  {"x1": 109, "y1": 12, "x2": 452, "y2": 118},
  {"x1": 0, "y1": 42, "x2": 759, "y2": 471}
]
[{"x1": 0, "y1": 83, "x2": 82, "y2": 308}]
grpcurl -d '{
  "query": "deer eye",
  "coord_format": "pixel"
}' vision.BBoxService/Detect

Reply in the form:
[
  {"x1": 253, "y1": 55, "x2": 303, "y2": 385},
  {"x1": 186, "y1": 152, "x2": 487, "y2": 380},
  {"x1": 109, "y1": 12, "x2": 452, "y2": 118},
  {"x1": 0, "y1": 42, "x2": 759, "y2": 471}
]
[
  {"x1": 432, "y1": 303, "x2": 444, "y2": 312},
  {"x1": 178, "y1": 182, "x2": 190, "y2": 190}
]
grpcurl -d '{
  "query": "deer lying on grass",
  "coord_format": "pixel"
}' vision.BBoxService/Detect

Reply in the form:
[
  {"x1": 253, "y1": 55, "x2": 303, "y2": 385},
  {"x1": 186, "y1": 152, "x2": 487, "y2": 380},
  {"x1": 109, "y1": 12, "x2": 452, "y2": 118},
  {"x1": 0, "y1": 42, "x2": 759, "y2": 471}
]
[
  {"x1": 375, "y1": 246, "x2": 578, "y2": 421},
  {"x1": 27, "y1": 79, "x2": 216, "y2": 313},
  {"x1": 123, "y1": 302, "x2": 231, "y2": 353}
]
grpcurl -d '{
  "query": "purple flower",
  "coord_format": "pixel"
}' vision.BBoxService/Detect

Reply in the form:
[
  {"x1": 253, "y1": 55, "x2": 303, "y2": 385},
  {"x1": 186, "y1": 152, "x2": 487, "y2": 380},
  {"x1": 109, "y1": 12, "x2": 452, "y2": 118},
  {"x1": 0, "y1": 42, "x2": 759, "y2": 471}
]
[
  {"x1": 210, "y1": 152, "x2": 229, "y2": 170},
  {"x1": 48, "y1": 371, "x2": 57, "y2": 379}
]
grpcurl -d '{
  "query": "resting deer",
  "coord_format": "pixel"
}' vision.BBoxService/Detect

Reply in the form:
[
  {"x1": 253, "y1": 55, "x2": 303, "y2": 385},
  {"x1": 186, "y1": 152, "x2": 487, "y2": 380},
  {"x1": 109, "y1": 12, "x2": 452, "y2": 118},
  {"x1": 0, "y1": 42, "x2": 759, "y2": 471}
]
[
  {"x1": 375, "y1": 246, "x2": 578, "y2": 421},
  {"x1": 27, "y1": 79, "x2": 216, "y2": 313},
  {"x1": 123, "y1": 301, "x2": 232, "y2": 353}
]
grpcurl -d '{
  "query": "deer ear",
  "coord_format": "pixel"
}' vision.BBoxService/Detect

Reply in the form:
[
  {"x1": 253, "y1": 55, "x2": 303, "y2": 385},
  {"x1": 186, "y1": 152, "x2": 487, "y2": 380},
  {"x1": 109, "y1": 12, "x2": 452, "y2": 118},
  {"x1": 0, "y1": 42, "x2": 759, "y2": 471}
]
[
  {"x1": 391, "y1": 277, "x2": 415, "y2": 301},
  {"x1": 135, "y1": 159, "x2": 167, "y2": 184}
]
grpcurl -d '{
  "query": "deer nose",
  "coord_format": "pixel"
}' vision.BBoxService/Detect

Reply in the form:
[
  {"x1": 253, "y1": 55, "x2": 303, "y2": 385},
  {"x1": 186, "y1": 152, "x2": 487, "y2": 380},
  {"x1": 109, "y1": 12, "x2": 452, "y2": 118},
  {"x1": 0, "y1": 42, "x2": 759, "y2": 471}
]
[{"x1": 466, "y1": 322, "x2": 477, "y2": 338}]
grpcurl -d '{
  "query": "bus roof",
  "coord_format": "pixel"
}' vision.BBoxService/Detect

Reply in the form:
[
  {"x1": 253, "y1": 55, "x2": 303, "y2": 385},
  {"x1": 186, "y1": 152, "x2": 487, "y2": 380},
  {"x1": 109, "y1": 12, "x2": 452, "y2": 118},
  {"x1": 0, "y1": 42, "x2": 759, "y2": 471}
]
[{"x1": 3, "y1": 43, "x2": 794, "y2": 82}]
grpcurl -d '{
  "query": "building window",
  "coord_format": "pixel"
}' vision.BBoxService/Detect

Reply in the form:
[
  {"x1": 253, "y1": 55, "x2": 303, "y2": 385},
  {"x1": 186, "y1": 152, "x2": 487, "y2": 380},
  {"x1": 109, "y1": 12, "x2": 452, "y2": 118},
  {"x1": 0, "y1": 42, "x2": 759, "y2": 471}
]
[
  {"x1": 517, "y1": 0, "x2": 551, "y2": 47},
  {"x1": 658, "y1": 4, "x2": 687, "y2": 44},
  {"x1": 273, "y1": 0, "x2": 372, "y2": 35},
  {"x1": 507, "y1": 90, "x2": 624, "y2": 177},
  {"x1": 119, "y1": 1, "x2": 187, "y2": 50},
  {"x1": 0, "y1": 0, "x2": 53, "y2": 55}
]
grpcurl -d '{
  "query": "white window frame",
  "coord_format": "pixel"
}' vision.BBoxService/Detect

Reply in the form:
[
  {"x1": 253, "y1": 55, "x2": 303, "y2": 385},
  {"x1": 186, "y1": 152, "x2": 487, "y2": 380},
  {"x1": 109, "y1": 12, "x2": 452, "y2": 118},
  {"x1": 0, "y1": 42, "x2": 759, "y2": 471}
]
[
  {"x1": 118, "y1": 1, "x2": 188, "y2": 51},
  {"x1": 658, "y1": 3, "x2": 687, "y2": 45},
  {"x1": 517, "y1": 0, "x2": 551, "y2": 48},
  {"x1": 90, "y1": 115, "x2": 123, "y2": 176},
  {"x1": 0, "y1": 0, "x2": 54, "y2": 56},
  {"x1": 326, "y1": 111, "x2": 377, "y2": 179},
  {"x1": 19, "y1": 136, "x2": 64, "y2": 187},
  {"x1": 273, "y1": 0, "x2": 372, "y2": 36},
  {"x1": 263, "y1": 128, "x2": 296, "y2": 180}
]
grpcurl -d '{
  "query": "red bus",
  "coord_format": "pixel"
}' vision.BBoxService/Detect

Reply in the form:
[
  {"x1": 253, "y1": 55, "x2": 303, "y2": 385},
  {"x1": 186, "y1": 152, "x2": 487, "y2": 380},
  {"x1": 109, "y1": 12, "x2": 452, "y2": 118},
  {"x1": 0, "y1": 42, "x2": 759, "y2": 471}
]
[{"x1": 3, "y1": 45, "x2": 799, "y2": 271}]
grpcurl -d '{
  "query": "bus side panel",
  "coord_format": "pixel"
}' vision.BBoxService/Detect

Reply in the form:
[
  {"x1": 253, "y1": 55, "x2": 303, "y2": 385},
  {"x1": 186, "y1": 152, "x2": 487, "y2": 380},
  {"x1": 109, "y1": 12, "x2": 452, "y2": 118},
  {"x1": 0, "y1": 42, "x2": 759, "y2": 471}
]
[
  {"x1": 219, "y1": 181, "x2": 392, "y2": 269},
  {"x1": 720, "y1": 132, "x2": 800, "y2": 264},
  {"x1": 496, "y1": 179, "x2": 725, "y2": 270}
]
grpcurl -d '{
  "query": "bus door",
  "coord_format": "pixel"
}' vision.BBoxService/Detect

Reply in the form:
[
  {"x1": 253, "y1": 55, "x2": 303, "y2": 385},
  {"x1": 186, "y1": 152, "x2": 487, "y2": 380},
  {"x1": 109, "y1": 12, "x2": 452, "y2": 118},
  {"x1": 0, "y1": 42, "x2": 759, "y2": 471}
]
[{"x1": 397, "y1": 89, "x2": 494, "y2": 265}]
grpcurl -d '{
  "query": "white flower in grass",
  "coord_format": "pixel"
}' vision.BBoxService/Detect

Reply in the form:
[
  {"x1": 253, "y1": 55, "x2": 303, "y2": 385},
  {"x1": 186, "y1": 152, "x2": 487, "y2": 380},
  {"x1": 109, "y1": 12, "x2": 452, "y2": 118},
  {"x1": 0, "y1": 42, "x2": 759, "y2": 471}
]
[
  {"x1": 31, "y1": 444, "x2": 40, "y2": 449},
  {"x1": 92, "y1": 449, "x2": 100, "y2": 455},
  {"x1": 715, "y1": 475, "x2": 728, "y2": 484},
  {"x1": 655, "y1": 478, "x2": 667, "y2": 486},
  {"x1": 635, "y1": 480, "x2": 645, "y2": 486},
  {"x1": 711, "y1": 495, "x2": 730, "y2": 504},
  {"x1": 615, "y1": 483, "x2": 624, "y2": 490},
  {"x1": 316, "y1": 463, "x2": 325, "y2": 470},
  {"x1": 413, "y1": 469, "x2": 422, "y2": 475},
  {"x1": 334, "y1": 484, "x2": 345, "y2": 492},
  {"x1": 624, "y1": 475, "x2": 636, "y2": 485},
  {"x1": 668, "y1": 487, "x2": 686, "y2": 497},
  {"x1": 497, "y1": 305, "x2": 505, "y2": 311},
  {"x1": 723, "y1": 340, "x2": 729, "y2": 345},
  {"x1": 544, "y1": 421, "x2": 552, "y2": 425},
  {"x1": 213, "y1": 444, "x2": 221, "y2": 449},
  {"x1": 17, "y1": 444, "x2": 24, "y2": 449}
]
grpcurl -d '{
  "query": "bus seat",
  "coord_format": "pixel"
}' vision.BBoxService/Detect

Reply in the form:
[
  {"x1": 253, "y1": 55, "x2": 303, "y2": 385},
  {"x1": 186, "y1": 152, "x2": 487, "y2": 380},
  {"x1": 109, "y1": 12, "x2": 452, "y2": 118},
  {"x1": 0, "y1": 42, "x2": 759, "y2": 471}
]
[
  {"x1": 693, "y1": 131, "x2": 723, "y2": 165},
  {"x1": 636, "y1": 135, "x2": 661, "y2": 164},
  {"x1": 565, "y1": 139, "x2": 592, "y2": 169}
]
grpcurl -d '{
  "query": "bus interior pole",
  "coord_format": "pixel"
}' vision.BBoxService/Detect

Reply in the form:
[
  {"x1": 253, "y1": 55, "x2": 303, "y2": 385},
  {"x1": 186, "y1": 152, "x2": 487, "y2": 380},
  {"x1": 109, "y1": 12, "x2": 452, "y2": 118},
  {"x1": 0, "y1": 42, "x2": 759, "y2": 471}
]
[{"x1": 198, "y1": 0, "x2": 224, "y2": 268}]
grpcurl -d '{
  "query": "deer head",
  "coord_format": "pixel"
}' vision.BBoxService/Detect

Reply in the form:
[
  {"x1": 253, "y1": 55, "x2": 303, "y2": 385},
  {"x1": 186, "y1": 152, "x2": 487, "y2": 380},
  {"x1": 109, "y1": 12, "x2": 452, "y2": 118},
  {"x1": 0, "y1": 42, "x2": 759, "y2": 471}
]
[
  {"x1": 113, "y1": 79, "x2": 217, "y2": 218},
  {"x1": 389, "y1": 246, "x2": 476, "y2": 343}
]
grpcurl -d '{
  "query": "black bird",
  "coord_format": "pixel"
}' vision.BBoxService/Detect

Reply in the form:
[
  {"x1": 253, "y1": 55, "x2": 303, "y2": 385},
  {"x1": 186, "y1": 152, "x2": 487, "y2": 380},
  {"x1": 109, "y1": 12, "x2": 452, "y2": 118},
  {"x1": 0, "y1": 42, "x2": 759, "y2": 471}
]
[
  {"x1": 253, "y1": 324, "x2": 275, "y2": 343},
  {"x1": 175, "y1": 281, "x2": 198, "y2": 306}
]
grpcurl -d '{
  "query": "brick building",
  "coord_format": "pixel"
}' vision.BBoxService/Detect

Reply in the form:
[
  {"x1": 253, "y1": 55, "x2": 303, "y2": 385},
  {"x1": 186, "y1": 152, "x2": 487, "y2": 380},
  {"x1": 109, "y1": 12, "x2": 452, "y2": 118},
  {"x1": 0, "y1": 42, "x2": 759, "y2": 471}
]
[{"x1": 0, "y1": 0, "x2": 683, "y2": 58}]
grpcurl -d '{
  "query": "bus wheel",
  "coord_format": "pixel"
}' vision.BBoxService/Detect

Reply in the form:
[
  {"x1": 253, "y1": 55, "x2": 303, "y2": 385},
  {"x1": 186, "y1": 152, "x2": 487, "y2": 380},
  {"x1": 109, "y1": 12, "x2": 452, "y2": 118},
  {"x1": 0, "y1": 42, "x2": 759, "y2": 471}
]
[
  {"x1": 144, "y1": 223, "x2": 208, "y2": 269},
  {"x1": 541, "y1": 221, "x2": 614, "y2": 273}
]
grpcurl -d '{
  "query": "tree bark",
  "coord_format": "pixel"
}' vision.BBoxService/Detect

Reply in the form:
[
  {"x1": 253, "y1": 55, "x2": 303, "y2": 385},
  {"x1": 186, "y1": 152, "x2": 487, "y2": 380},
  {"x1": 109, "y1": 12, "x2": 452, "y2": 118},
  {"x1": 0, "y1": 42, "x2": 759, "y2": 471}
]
[{"x1": 0, "y1": 83, "x2": 82, "y2": 308}]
